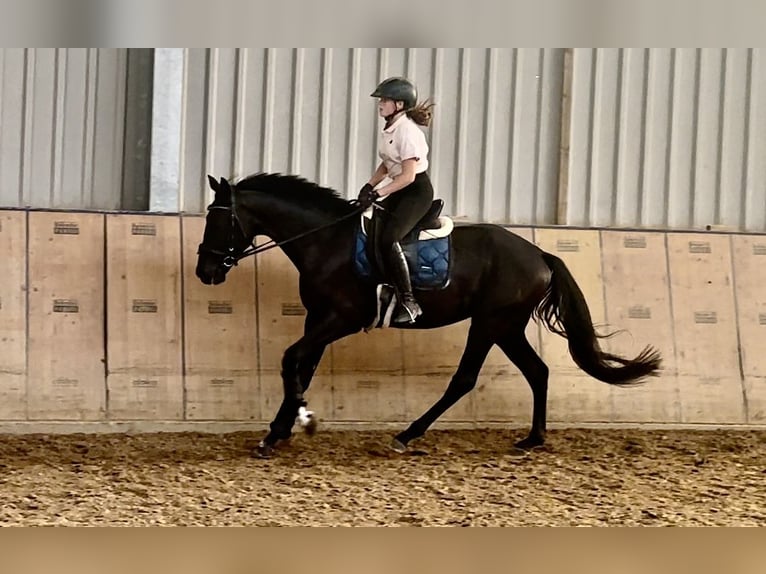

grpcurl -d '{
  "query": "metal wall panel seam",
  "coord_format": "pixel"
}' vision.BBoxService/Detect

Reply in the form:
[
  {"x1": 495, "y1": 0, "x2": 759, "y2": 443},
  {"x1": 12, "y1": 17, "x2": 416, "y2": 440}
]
[
  {"x1": 740, "y1": 49, "x2": 754, "y2": 231},
  {"x1": 261, "y1": 48, "x2": 276, "y2": 173},
  {"x1": 429, "y1": 48, "x2": 444, "y2": 203},
  {"x1": 532, "y1": 48, "x2": 545, "y2": 224},
  {"x1": 205, "y1": 48, "x2": 220, "y2": 183},
  {"x1": 688, "y1": 49, "x2": 702, "y2": 227},
  {"x1": 177, "y1": 48, "x2": 191, "y2": 212},
  {"x1": 51, "y1": 49, "x2": 64, "y2": 207},
  {"x1": 21, "y1": 49, "x2": 34, "y2": 207},
  {"x1": 480, "y1": 48, "x2": 497, "y2": 223},
  {"x1": 510, "y1": 48, "x2": 522, "y2": 221},
  {"x1": 290, "y1": 48, "x2": 304, "y2": 175},
  {"x1": 713, "y1": 48, "x2": 727, "y2": 226},
  {"x1": 318, "y1": 48, "x2": 332, "y2": 187},
  {"x1": 636, "y1": 49, "x2": 650, "y2": 225},
  {"x1": 344, "y1": 49, "x2": 361, "y2": 199},
  {"x1": 660, "y1": 49, "x2": 677, "y2": 228},
  {"x1": 234, "y1": 49, "x2": 249, "y2": 182},
  {"x1": 83, "y1": 49, "x2": 98, "y2": 209},
  {"x1": 556, "y1": 48, "x2": 572, "y2": 225},
  {"x1": 584, "y1": 49, "x2": 597, "y2": 227},
  {"x1": 744, "y1": 49, "x2": 766, "y2": 231},
  {"x1": 109, "y1": 49, "x2": 128, "y2": 210},
  {"x1": 609, "y1": 49, "x2": 624, "y2": 226},
  {"x1": 374, "y1": 49, "x2": 388, "y2": 169},
  {"x1": 455, "y1": 48, "x2": 470, "y2": 218}
]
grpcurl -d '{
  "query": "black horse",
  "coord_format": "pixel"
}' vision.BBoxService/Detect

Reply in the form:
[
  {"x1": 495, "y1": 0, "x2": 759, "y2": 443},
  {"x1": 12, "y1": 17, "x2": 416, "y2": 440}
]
[{"x1": 196, "y1": 173, "x2": 661, "y2": 457}]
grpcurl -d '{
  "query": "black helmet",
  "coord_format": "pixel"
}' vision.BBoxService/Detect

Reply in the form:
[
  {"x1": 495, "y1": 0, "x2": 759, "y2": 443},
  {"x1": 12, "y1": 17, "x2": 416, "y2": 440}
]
[{"x1": 371, "y1": 77, "x2": 417, "y2": 110}]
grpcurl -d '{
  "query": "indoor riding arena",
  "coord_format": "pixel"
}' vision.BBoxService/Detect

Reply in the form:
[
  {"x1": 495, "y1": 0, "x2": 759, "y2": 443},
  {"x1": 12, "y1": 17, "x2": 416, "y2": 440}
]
[{"x1": 0, "y1": 48, "x2": 764, "y2": 526}]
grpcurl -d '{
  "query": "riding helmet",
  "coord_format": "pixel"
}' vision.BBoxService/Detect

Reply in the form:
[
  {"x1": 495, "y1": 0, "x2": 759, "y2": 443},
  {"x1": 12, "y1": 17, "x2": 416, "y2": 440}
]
[{"x1": 370, "y1": 77, "x2": 417, "y2": 110}]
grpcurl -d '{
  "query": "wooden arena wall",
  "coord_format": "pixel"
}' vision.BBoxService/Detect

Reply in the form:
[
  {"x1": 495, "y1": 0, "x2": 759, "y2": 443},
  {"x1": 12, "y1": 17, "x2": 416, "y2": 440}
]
[{"x1": 1, "y1": 209, "x2": 764, "y2": 428}]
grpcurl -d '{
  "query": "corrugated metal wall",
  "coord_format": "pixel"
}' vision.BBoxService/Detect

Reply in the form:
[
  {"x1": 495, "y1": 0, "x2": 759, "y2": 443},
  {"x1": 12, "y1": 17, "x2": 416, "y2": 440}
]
[
  {"x1": 0, "y1": 49, "x2": 129, "y2": 210},
  {"x1": 178, "y1": 48, "x2": 565, "y2": 223},
  {"x1": 565, "y1": 48, "x2": 766, "y2": 232},
  {"x1": 3, "y1": 48, "x2": 764, "y2": 232}
]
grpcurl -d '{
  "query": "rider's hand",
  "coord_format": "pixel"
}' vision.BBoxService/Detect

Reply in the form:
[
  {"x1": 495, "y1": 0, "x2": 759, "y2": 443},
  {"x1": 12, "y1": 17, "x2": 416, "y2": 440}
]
[{"x1": 356, "y1": 183, "x2": 378, "y2": 209}]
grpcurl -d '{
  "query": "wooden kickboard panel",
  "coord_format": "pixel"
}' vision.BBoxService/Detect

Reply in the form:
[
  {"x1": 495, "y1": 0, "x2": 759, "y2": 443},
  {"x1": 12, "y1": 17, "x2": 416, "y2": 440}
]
[
  {"x1": 106, "y1": 375, "x2": 183, "y2": 420},
  {"x1": 534, "y1": 228, "x2": 611, "y2": 422},
  {"x1": 331, "y1": 327, "x2": 404, "y2": 421},
  {"x1": 474, "y1": 227, "x2": 539, "y2": 422},
  {"x1": 474, "y1": 372, "x2": 533, "y2": 423},
  {"x1": 667, "y1": 233, "x2": 744, "y2": 423},
  {"x1": 106, "y1": 214, "x2": 182, "y2": 420},
  {"x1": 600, "y1": 230, "x2": 680, "y2": 423},
  {"x1": 667, "y1": 234, "x2": 739, "y2": 374},
  {"x1": 402, "y1": 321, "x2": 470, "y2": 376},
  {"x1": 182, "y1": 216, "x2": 259, "y2": 420},
  {"x1": 0, "y1": 211, "x2": 27, "y2": 419},
  {"x1": 332, "y1": 373, "x2": 406, "y2": 422},
  {"x1": 731, "y1": 235, "x2": 766, "y2": 377},
  {"x1": 27, "y1": 212, "x2": 105, "y2": 419},
  {"x1": 332, "y1": 327, "x2": 404, "y2": 373},
  {"x1": 744, "y1": 377, "x2": 766, "y2": 424},
  {"x1": 185, "y1": 375, "x2": 259, "y2": 421},
  {"x1": 731, "y1": 235, "x2": 766, "y2": 423},
  {"x1": 677, "y1": 375, "x2": 745, "y2": 424},
  {"x1": 256, "y1": 248, "x2": 333, "y2": 416}
]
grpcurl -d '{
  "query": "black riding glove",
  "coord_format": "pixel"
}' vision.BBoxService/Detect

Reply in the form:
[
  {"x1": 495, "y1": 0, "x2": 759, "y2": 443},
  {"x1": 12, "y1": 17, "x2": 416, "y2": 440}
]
[{"x1": 356, "y1": 183, "x2": 378, "y2": 209}]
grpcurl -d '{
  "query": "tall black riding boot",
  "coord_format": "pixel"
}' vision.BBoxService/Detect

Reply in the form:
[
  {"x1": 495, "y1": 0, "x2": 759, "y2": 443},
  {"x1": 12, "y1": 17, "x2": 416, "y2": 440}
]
[{"x1": 387, "y1": 242, "x2": 422, "y2": 324}]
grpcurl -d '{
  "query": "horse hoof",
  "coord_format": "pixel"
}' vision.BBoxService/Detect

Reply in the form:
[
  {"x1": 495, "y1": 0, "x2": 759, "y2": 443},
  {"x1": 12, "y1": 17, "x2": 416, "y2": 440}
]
[
  {"x1": 389, "y1": 438, "x2": 408, "y2": 454},
  {"x1": 514, "y1": 437, "x2": 544, "y2": 451},
  {"x1": 254, "y1": 441, "x2": 274, "y2": 459}
]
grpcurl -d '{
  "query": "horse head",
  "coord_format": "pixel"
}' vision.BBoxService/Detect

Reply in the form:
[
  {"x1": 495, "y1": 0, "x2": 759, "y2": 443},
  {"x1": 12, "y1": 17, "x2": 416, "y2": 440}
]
[{"x1": 196, "y1": 175, "x2": 255, "y2": 285}]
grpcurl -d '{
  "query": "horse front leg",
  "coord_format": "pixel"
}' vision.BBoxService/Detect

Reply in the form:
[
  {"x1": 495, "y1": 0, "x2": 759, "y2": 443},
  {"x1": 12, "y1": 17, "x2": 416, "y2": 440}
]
[
  {"x1": 255, "y1": 345, "x2": 325, "y2": 458},
  {"x1": 255, "y1": 312, "x2": 357, "y2": 458}
]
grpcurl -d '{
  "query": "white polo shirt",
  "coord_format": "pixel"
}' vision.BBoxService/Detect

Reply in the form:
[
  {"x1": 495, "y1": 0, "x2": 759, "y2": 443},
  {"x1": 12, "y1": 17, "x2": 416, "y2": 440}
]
[{"x1": 375, "y1": 114, "x2": 429, "y2": 190}]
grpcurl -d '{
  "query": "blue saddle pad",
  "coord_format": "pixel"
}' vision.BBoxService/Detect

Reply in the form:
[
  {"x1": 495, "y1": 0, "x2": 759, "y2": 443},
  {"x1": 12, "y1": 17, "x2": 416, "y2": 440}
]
[{"x1": 354, "y1": 228, "x2": 451, "y2": 290}]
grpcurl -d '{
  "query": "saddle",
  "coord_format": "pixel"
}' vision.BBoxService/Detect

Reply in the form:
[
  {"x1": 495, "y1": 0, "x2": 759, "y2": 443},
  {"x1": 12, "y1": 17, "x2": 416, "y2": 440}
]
[{"x1": 354, "y1": 198, "x2": 454, "y2": 292}]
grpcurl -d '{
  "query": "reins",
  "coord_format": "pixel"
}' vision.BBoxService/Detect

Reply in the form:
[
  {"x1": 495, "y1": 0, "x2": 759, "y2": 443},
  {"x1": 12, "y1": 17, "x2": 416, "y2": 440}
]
[{"x1": 199, "y1": 200, "x2": 370, "y2": 268}]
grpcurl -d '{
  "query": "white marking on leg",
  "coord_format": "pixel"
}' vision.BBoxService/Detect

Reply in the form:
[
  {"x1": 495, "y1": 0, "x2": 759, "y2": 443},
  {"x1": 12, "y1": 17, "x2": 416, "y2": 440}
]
[{"x1": 297, "y1": 406, "x2": 314, "y2": 427}]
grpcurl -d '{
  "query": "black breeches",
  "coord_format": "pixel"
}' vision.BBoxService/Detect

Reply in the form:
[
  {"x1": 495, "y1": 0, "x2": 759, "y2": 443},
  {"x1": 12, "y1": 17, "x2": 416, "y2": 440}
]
[{"x1": 377, "y1": 172, "x2": 434, "y2": 249}]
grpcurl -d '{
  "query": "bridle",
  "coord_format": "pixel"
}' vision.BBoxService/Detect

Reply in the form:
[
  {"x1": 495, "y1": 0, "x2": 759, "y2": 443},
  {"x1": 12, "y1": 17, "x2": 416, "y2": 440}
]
[
  {"x1": 196, "y1": 204, "x2": 253, "y2": 268},
  {"x1": 197, "y1": 194, "x2": 369, "y2": 269}
]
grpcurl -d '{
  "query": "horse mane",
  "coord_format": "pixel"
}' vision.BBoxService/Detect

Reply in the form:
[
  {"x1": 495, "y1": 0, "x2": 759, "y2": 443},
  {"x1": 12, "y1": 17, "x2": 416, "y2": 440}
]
[{"x1": 234, "y1": 172, "x2": 354, "y2": 215}]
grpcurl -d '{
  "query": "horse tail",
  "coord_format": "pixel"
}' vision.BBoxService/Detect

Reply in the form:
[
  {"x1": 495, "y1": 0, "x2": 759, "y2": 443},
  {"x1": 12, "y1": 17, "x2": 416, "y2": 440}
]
[{"x1": 535, "y1": 252, "x2": 662, "y2": 385}]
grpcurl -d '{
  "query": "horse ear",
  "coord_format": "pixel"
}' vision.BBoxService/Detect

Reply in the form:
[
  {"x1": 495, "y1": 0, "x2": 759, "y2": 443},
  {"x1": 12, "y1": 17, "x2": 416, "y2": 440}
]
[
  {"x1": 207, "y1": 175, "x2": 220, "y2": 192},
  {"x1": 220, "y1": 177, "x2": 233, "y2": 195}
]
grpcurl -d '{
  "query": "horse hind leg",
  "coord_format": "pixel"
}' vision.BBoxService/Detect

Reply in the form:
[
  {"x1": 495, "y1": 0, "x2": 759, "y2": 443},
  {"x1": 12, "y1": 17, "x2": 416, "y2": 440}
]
[
  {"x1": 495, "y1": 331, "x2": 550, "y2": 450},
  {"x1": 392, "y1": 323, "x2": 493, "y2": 452}
]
